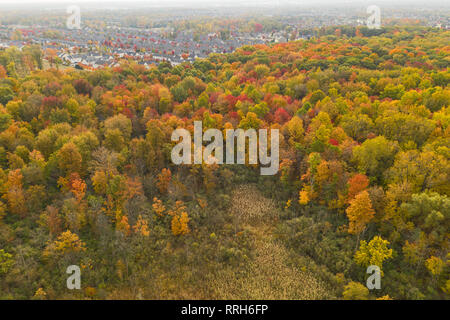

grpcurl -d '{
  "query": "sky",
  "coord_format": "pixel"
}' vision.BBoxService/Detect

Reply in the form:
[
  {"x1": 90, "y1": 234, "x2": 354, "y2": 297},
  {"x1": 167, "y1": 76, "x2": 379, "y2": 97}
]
[
  {"x1": 0, "y1": 0, "x2": 445, "y2": 10},
  {"x1": 0, "y1": 0, "x2": 437, "y2": 4}
]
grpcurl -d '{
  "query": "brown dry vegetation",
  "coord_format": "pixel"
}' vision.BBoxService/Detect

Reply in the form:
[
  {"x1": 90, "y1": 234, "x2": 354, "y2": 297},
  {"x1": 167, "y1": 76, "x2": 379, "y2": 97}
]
[
  {"x1": 102, "y1": 185, "x2": 328, "y2": 300},
  {"x1": 204, "y1": 185, "x2": 328, "y2": 299}
]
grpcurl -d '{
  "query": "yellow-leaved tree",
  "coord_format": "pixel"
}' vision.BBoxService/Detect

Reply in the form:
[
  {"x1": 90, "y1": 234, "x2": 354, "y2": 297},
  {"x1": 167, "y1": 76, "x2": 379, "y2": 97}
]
[
  {"x1": 170, "y1": 201, "x2": 190, "y2": 236},
  {"x1": 171, "y1": 212, "x2": 190, "y2": 236},
  {"x1": 425, "y1": 256, "x2": 445, "y2": 276},
  {"x1": 354, "y1": 236, "x2": 393, "y2": 273},
  {"x1": 133, "y1": 215, "x2": 150, "y2": 237},
  {"x1": 44, "y1": 230, "x2": 86, "y2": 257},
  {"x1": 346, "y1": 190, "x2": 375, "y2": 248},
  {"x1": 298, "y1": 186, "x2": 311, "y2": 205},
  {"x1": 169, "y1": 201, "x2": 190, "y2": 236},
  {"x1": 342, "y1": 281, "x2": 369, "y2": 300}
]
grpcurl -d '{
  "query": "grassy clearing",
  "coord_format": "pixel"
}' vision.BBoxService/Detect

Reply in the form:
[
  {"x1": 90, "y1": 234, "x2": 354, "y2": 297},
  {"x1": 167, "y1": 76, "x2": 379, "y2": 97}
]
[{"x1": 205, "y1": 185, "x2": 328, "y2": 299}]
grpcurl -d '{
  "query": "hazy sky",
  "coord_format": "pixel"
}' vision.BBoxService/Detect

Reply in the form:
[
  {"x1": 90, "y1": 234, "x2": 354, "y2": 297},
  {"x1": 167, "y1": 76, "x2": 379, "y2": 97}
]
[
  {"x1": 0, "y1": 0, "x2": 437, "y2": 3},
  {"x1": 0, "y1": 0, "x2": 445, "y2": 9}
]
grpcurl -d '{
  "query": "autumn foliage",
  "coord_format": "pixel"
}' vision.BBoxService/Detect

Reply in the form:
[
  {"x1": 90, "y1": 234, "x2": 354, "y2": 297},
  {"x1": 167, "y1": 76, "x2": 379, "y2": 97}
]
[{"x1": 0, "y1": 25, "x2": 448, "y2": 300}]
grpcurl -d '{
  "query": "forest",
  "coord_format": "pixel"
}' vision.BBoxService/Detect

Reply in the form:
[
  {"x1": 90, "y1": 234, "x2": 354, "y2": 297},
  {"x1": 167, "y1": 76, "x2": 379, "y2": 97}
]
[{"x1": 0, "y1": 25, "x2": 449, "y2": 300}]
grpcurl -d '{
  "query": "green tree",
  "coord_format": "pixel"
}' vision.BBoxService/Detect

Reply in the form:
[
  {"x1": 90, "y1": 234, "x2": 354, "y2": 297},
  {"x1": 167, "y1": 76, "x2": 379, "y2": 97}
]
[{"x1": 353, "y1": 136, "x2": 398, "y2": 180}]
